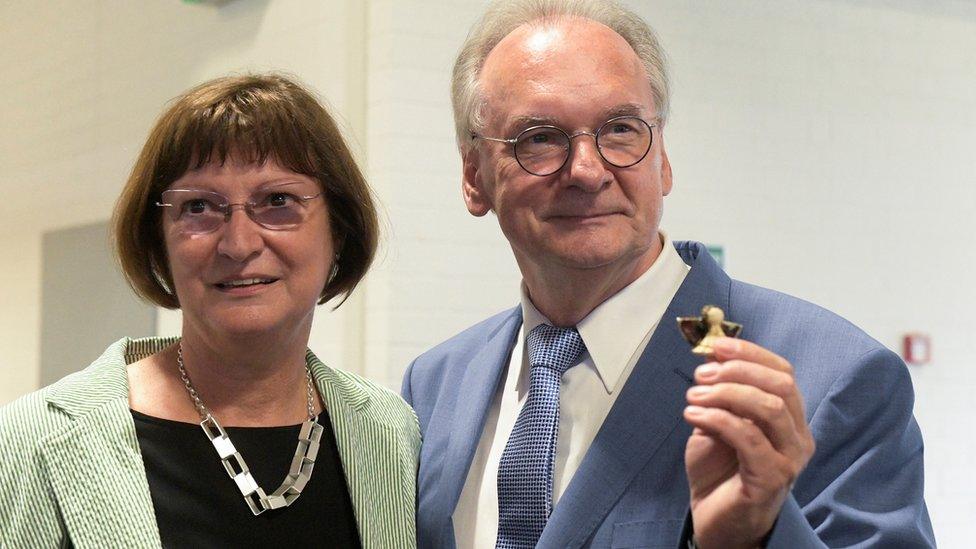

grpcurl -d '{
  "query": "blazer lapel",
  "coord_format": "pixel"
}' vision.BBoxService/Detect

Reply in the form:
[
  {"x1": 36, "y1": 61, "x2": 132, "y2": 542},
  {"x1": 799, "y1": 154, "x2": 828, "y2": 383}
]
[
  {"x1": 435, "y1": 308, "x2": 523, "y2": 537},
  {"x1": 540, "y1": 242, "x2": 733, "y2": 548},
  {"x1": 310, "y1": 356, "x2": 416, "y2": 548},
  {"x1": 41, "y1": 339, "x2": 161, "y2": 548}
]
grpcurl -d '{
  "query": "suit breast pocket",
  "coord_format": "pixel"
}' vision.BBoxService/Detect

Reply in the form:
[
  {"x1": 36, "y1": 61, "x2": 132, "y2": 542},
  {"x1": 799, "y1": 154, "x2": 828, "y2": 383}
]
[{"x1": 610, "y1": 519, "x2": 684, "y2": 549}]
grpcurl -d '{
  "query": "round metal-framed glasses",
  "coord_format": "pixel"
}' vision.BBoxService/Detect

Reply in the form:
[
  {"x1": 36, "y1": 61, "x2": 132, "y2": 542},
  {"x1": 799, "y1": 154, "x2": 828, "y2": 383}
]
[
  {"x1": 156, "y1": 183, "x2": 323, "y2": 235},
  {"x1": 474, "y1": 115, "x2": 655, "y2": 176}
]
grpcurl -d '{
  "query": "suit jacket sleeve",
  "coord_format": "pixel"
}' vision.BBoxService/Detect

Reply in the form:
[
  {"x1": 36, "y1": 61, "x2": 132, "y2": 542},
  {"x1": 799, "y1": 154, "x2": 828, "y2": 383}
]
[
  {"x1": 402, "y1": 358, "x2": 416, "y2": 407},
  {"x1": 769, "y1": 347, "x2": 934, "y2": 547}
]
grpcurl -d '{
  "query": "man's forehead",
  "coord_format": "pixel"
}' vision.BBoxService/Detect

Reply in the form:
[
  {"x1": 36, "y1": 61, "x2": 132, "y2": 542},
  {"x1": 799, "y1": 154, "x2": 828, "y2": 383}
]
[
  {"x1": 520, "y1": 25, "x2": 565, "y2": 58},
  {"x1": 479, "y1": 17, "x2": 653, "y2": 128},
  {"x1": 503, "y1": 103, "x2": 651, "y2": 130},
  {"x1": 483, "y1": 18, "x2": 640, "y2": 76}
]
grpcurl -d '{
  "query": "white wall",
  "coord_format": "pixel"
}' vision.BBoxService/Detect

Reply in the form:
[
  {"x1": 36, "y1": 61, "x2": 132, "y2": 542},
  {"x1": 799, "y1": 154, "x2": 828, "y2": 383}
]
[
  {"x1": 657, "y1": 4, "x2": 976, "y2": 539},
  {"x1": 0, "y1": 0, "x2": 369, "y2": 392},
  {"x1": 0, "y1": 229, "x2": 41, "y2": 400},
  {"x1": 1, "y1": 0, "x2": 972, "y2": 544}
]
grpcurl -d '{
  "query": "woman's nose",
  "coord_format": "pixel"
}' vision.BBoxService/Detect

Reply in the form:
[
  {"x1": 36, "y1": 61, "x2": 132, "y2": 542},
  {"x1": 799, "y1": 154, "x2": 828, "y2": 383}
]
[{"x1": 216, "y1": 207, "x2": 264, "y2": 262}]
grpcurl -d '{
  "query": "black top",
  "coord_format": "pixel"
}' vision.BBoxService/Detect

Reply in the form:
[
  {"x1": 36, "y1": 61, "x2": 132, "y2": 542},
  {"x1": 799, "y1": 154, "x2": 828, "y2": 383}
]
[{"x1": 132, "y1": 409, "x2": 361, "y2": 548}]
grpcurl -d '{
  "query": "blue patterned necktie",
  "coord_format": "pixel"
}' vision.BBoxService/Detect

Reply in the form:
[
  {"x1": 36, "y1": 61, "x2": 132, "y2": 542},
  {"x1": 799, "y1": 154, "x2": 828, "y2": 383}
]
[{"x1": 496, "y1": 324, "x2": 587, "y2": 549}]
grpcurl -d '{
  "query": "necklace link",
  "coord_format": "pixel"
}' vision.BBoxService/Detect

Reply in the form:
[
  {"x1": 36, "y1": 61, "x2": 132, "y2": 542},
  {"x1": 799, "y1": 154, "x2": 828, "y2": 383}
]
[{"x1": 176, "y1": 342, "x2": 322, "y2": 515}]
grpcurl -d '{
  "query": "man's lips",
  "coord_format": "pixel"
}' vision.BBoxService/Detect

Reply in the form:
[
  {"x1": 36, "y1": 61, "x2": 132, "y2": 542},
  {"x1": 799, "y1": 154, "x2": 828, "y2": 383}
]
[{"x1": 545, "y1": 211, "x2": 622, "y2": 220}]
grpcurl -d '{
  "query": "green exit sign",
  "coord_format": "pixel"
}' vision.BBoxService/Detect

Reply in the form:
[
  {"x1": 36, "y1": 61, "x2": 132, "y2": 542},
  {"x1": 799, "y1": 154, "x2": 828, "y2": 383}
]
[{"x1": 706, "y1": 244, "x2": 725, "y2": 269}]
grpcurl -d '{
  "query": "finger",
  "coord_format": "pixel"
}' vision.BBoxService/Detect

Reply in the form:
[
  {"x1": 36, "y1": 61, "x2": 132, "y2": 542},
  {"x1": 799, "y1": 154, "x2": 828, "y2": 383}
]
[
  {"x1": 694, "y1": 360, "x2": 807, "y2": 429},
  {"x1": 712, "y1": 338, "x2": 792, "y2": 375},
  {"x1": 684, "y1": 405, "x2": 797, "y2": 488},
  {"x1": 685, "y1": 429, "x2": 736, "y2": 493},
  {"x1": 686, "y1": 383, "x2": 801, "y2": 457}
]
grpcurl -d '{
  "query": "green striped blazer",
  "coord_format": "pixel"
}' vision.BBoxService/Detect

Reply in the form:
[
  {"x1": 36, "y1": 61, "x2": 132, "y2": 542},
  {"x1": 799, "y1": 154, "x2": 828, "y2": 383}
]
[{"x1": 0, "y1": 337, "x2": 420, "y2": 548}]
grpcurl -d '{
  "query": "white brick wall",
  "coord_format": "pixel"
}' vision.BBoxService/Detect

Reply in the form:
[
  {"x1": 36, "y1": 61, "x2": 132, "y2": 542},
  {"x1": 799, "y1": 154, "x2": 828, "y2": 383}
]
[
  {"x1": 1, "y1": 0, "x2": 971, "y2": 544},
  {"x1": 0, "y1": 0, "x2": 371, "y2": 382}
]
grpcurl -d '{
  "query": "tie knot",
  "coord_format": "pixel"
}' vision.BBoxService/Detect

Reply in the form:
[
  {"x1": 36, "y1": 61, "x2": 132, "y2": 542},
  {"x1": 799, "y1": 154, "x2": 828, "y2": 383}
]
[{"x1": 526, "y1": 324, "x2": 586, "y2": 375}]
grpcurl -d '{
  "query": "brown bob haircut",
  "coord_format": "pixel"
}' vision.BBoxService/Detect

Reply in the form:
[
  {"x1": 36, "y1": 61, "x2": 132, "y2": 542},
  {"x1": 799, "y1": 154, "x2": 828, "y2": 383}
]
[{"x1": 113, "y1": 73, "x2": 378, "y2": 309}]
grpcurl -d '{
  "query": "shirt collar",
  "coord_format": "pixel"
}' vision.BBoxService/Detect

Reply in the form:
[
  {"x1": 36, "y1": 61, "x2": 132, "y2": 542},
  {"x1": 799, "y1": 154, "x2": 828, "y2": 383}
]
[{"x1": 518, "y1": 231, "x2": 689, "y2": 393}]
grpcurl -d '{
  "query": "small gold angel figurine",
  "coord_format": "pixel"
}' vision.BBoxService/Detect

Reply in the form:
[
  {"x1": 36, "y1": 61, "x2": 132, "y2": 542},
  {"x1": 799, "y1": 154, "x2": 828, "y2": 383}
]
[{"x1": 676, "y1": 305, "x2": 743, "y2": 357}]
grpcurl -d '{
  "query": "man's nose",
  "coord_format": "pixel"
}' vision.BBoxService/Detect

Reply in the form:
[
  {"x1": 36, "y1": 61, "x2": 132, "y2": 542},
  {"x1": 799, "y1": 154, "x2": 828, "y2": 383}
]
[
  {"x1": 216, "y1": 206, "x2": 264, "y2": 262},
  {"x1": 564, "y1": 133, "x2": 610, "y2": 191}
]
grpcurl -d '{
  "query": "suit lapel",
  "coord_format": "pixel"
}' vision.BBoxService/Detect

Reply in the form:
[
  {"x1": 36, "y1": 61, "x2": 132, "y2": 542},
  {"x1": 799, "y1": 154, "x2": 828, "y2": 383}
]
[
  {"x1": 436, "y1": 308, "x2": 523, "y2": 532},
  {"x1": 540, "y1": 242, "x2": 733, "y2": 548},
  {"x1": 41, "y1": 338, "x2": 162, "y2": 547}
]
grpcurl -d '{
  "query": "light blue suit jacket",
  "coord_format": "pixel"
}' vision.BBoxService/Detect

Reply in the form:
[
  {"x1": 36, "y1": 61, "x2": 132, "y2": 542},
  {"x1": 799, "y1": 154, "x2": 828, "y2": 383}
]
[{"x1": 402, "y1": 241, "x2": 935, "y2": 548}]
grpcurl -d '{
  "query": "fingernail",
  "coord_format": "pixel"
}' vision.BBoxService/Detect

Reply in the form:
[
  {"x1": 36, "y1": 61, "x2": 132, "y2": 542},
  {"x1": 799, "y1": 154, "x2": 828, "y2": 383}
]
[
  {"x1": 685, "y1": 405, "x2": 705, "y2": 416},
  {"x1": 688, "y1": 385, "x2": 712, "y2": 398},
  {"x1": 696, "y1": 364, "x2": 718, "y2": 379}
]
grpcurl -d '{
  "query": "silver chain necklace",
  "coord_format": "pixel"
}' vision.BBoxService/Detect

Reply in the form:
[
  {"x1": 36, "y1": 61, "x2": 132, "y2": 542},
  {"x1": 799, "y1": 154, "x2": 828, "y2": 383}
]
[{"x1": 177, "y1": 343, "x2": 324, "y2": 516}]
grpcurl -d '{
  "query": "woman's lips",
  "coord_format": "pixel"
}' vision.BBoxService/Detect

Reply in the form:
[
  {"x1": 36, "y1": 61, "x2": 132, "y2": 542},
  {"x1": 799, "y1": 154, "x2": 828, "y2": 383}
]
[{"x1": 213, "y1": 278, "x2": 279, "y2": 295}]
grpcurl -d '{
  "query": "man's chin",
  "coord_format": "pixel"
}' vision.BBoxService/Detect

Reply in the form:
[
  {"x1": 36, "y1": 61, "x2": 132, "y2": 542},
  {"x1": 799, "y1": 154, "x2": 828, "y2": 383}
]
[
  {"x1": 547, "y1": 247, "x2": 625, "y2": 270},
  {"x1": 538, "y1": 238, "x2": 657, "y2": 273}
]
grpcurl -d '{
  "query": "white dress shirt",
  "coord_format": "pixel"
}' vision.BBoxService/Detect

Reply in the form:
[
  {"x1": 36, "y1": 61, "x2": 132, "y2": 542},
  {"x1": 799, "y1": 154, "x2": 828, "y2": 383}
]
[{"x1": 453, "y1": 232, "x2": 691, "y2": 548}]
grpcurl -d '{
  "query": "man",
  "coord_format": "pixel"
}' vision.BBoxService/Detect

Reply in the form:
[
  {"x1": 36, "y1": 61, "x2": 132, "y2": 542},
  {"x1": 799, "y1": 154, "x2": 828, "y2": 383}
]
[{"x1": 402, "y1": 1, "x2": 935, "y2": 547}]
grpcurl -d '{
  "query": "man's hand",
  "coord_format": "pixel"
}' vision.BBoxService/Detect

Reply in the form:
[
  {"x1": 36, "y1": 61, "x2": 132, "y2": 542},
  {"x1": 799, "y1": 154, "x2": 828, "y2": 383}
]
[{"x1": 683, "y1": 338, "x2": 815, "y2": 549}]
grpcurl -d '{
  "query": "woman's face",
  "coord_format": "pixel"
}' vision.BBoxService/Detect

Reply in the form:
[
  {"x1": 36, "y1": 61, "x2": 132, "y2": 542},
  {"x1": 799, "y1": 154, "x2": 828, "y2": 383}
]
[{"x1": 162, "y1": 157, "x2": 333, "y2": 341}]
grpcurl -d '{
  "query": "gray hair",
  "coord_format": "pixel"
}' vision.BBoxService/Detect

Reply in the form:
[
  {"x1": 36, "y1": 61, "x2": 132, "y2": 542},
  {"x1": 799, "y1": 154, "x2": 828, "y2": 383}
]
[{"x1": 451, "y1": 0, "x2": 670, "y2": 153}]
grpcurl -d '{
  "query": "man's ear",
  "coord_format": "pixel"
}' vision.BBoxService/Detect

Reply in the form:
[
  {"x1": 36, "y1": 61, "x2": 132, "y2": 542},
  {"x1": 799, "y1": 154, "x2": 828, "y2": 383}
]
[
  {"x1": 659, "y1": 137, "x2": 673, "y2": 196},
  {"x1": 462, "y1": 147, "x2": 492, "y2": 217}
]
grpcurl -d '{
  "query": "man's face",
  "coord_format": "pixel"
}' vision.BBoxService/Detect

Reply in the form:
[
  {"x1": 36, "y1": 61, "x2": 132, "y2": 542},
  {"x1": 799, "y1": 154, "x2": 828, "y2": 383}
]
[{"x1": 464, "y1": 19, "x2": 672, "y2": 276}]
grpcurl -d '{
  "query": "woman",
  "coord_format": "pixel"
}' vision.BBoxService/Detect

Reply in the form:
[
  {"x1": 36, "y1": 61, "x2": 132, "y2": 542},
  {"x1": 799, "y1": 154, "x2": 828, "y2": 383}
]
[{"x1": 0, "y1": 74, "x2": 418, "y2": 548}]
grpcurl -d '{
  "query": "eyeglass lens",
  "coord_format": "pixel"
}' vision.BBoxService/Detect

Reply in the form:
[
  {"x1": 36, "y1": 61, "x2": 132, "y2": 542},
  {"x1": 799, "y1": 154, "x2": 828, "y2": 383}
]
[
  {"x1": 514, "y1": 116, "x2": 653, "y2": 176},
  {"x1": 160, "y1": 185, "x2": 316, "y2": 234}
]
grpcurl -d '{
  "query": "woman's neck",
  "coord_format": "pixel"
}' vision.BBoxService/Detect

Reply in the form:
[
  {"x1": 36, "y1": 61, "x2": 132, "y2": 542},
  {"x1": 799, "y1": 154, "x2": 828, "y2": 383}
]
[
  {"x1": 175, "y1": 327, "x2": 319, "y2": 426},
  {"x1": 127, "y1": 321, "x2": 321, "y2": 427}
]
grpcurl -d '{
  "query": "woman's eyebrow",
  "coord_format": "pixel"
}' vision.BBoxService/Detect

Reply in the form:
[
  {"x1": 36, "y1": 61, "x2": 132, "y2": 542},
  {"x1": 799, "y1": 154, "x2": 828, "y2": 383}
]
[{"x1": 254, "y1": 178, "x2": 317, "y2": 190}]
